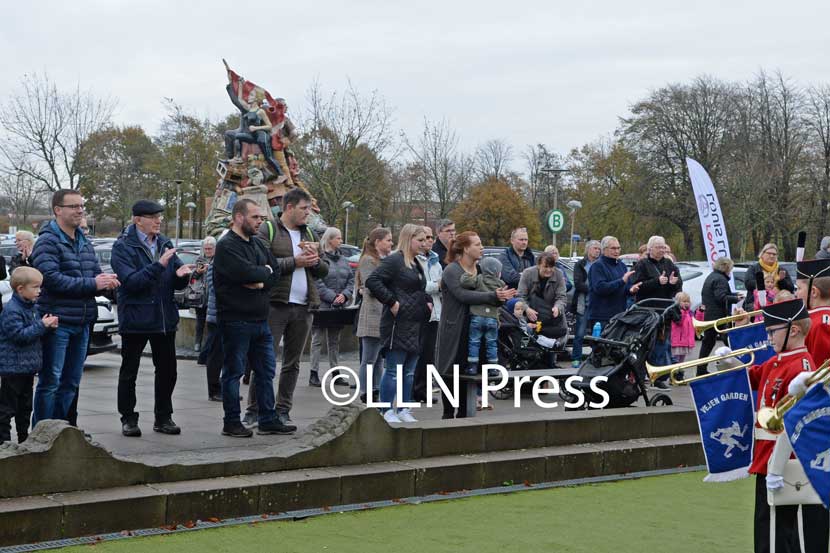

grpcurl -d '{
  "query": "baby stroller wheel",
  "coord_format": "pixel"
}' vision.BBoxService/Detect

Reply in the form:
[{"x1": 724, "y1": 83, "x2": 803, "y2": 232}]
[
  {"x1": 559, "y1": 388, "x2": 585, "y2": 410},
  {"x1": 489, "y1": 386, "x2": 513, "y2": 401},
  {"x1": 647, "y1": 393, "x2": 673, "y2": 407}
]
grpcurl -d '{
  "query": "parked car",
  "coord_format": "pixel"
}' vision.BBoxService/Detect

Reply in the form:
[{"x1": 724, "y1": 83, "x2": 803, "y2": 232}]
[
  {"x1": 0, "y1": 241, "x2": 18, "y2": 265},
  {"x1": 0, "y1": 278, "x2": 118, "y2": 356},
  {"x1": 339, "y1": 244, "x2": 361, "y2": 270}
]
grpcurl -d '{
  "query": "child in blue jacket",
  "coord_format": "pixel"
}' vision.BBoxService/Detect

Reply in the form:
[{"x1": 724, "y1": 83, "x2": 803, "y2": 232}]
[{"x1": 0, "y1": 267, "x2": 58, "y2": 443}]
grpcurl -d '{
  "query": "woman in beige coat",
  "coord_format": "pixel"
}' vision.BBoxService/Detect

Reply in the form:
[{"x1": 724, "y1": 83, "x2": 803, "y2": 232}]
[{"x1": 355, "y1": 227, "x2": 394, "y2": 402}]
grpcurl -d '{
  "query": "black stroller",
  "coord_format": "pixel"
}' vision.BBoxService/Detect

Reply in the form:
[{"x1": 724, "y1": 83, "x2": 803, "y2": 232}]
[
  {"x1": 491, "y1": 303, "x2": 568, "y2": 400},
  {"x1": 564, "y1": 298, "x2": 677, "y2": 409}
]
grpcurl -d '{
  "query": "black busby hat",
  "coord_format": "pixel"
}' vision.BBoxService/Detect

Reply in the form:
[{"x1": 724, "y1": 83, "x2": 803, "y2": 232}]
[
  {"x1": 132, "y1": 200, "x2": 164, "y2": 217},
  {"x1": 796, "y1": 258, "x2": 830, "y2": 280},
  {"x1": 762, "y1": 299, "x2": 809, "y2": 329}
]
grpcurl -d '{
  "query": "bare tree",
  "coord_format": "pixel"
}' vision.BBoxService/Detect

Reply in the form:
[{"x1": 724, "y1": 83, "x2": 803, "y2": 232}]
[
  {"x1": 475, "y1": 139, "x2": 513, "y2": 181},
  {"x1": 751, "y1": 71, "x2": 808, "y2": 255},
  {"x1": 620, "y1": 75, "x2": 739, "y2": 255},
  {"x1": 0, "y1": 73, "x2": 115, "y2": 191},
  {"x1": 805, "y1": 84, "x2": 830, "y2": 246},
  {"x1": 296, "y1": 80, "x2": 397, "y2": 227},
  {"x1": 0, "y1": 167, "x2": 43, "y2": 226},
  {"x1": 405, "y1": 117, "x2": 465, "y2": 218}
]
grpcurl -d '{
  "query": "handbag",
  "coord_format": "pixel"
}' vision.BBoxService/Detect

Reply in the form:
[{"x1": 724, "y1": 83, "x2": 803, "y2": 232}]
[
  {"x1": 175, "y1": 271, "x2": 206, "y2": 309},
  {"x1": 767, "y1": 459, "x2": 821, "y2": 506}
]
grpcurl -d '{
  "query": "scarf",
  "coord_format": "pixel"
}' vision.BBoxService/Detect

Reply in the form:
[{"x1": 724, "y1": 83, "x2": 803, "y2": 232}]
[{"x1": 758, "y1": 258, "x2": 780, "y2": 283}]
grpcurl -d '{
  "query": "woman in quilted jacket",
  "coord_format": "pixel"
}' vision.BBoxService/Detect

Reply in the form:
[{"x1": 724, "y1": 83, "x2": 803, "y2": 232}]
[{"x1": 366, "y1": 224, "x2": 432, "y2": 424}]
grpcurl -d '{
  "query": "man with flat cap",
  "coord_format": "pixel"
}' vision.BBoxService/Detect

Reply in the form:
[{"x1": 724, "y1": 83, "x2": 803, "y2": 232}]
[{"x1": 110, "y1": 200, "x2": 195, "y2": 437}]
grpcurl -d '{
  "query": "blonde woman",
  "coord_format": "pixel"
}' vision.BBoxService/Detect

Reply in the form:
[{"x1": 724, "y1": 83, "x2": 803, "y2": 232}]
[
  {"x1": 742, "y1": 243, "x2": 794, "y2": 311},
  {"x1": 365, "y1": 224, "x2": 432, "y2": 423}
]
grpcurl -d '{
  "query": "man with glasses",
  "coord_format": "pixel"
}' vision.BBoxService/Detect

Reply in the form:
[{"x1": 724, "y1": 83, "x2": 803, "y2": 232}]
[
  {"x1": 586, "y1": 236, "x2": 638, "y2": 334},
  {"x1": 743, "y1": 243, "x2": 795, "y2": 311},
  {"x1": 432, "y1": 219, "x2": 455, "y2": 269},
  {"x1": 110, "y1": 200, "x2": 195, "y2": 437},
  {"x1": 31, "y1": 190, "x2": 120, "y2": 428},
  {"x1": 413, "y1": 225, "x2": 443, "y2": 402}
]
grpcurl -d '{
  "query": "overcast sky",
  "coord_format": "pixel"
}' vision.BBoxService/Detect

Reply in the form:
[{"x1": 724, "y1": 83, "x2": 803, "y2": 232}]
[{"x1": 2, "y1": 0, "x2": 829, "y2": 170}]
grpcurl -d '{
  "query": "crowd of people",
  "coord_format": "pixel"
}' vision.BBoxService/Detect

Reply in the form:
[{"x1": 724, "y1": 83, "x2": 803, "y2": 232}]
[{"x1": 2, "y1": 187, "x2": 829, "y2": 443}]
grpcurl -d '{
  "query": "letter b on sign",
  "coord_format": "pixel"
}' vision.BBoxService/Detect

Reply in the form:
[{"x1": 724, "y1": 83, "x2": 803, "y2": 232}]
[{"x1": 546, "y1": 209, "x2": 564, "y2": 233}]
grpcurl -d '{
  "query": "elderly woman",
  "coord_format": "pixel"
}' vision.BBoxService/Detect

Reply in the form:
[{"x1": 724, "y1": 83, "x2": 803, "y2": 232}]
[
  {"x1": 193, "y1": 236, "x2": 216, "y2": 353},
  {"x1": 309, "y1": 227, "x2": 354, "y2": 387},
  {"x1": 9, "y1": 231, "x2": 35, "y2": 272},
  {"x1": 742, "y1": 243, "x2": 794, "y2": 311},
  {"x1": 697, "y1": 257, "x2": 744, "y2": 376}
]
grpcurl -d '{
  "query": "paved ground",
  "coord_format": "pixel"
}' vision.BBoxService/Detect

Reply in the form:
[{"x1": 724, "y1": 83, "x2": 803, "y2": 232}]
[{"x1": 15, "y1": 339, "x2": 702, "y2": 463}]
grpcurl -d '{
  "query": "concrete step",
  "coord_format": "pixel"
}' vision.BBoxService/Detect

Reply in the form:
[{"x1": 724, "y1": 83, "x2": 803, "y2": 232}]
[{"x1": 0, "y1": 434, "x2": 703, "y2": 546}]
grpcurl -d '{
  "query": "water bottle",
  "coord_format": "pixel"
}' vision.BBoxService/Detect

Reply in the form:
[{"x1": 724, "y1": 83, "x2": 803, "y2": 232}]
[{"x1": 592, "y1": 322, "x2": 602, "y2": 338}]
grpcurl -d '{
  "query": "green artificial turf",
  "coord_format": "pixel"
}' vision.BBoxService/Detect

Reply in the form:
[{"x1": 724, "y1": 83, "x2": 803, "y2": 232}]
[{"x1": 58, "y1": 472, "x2": 754, "y2": 553}]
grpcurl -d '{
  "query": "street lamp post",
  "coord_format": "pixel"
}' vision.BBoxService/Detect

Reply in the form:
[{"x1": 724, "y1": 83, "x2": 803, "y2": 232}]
[
  {"x1": 342, "y1": 201, "x2": 355, "y2": 244},
  {"x1": 540, "y1": 166, "x2": 569, "y2": 246},
  {"x1": 566, "y1": 199, "x2": 582, "y2": 257},
  {"x1": 174, "y1": 179, "x2": 183, "y2": 247},
  {"x1": 185, "y1": 202, "x2": 197, "y2": 239}
]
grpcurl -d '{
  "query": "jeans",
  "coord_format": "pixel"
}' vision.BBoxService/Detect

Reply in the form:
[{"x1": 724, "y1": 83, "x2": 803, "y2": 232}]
[
  {"x1": 220, "y1": 320, "x2": 276, "y2": 426},
  {"x1": 648, "y1": 334, "x2": 673, "y2": 383},
  {"x1": 359, "y1": 336, "x2": 384, "y2": 395},
  {"x1": 467, "y1": 315, "x2": 499, "y2": 363},
  {"x1": 380, "y1": 349, "x2": 419, "y2": 411},
  {"x1": 32, "y1": 323, "x2": 90, "y2": 427},
  {"x1": 310, "y1": 326, "x2": 342, "y2": 375},
  {"x1": 571, "y1": 312, "x2": 588, "y2": 361},
  {"x1": 117, "y1": 332, "x2": 177, "y2": 424}
]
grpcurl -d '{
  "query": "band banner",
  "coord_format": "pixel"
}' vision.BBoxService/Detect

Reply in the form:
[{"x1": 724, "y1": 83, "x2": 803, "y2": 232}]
[
  {"x1": 687, "y1": 158, "x2": 735, "y2": 289},
  {"x1": 689, "y1": 368, "x2": 755, "y2": 482},
  {"x1": 783, "y1": 380, "x2": 830, "y2": 509},
  {"x1": 728, "y1": 324, "x2": 775, "y2": 366}
]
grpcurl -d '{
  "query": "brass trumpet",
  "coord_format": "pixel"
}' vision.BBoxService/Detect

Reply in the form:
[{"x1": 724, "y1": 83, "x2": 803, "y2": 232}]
[
  {"x1": 646, "y1": 345, "x2": 769, "y2": 386},
  {"x1": 692, "y1": 310, "x2": 764, "y2": 338},
  {"x1": 757, "y1": 361, "x2": 830, "y2": 433}
]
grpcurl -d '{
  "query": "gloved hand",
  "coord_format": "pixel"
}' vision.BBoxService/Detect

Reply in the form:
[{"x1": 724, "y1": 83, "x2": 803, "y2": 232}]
[
  {"x1": 713, "y1": 346, "x2": 741, "y2": 370},
  {"x1": 788, "y1": 371, "x2": 812, "y2": 396},
  {"x1": 766, "y1": 473, "x2": 784, "y2": 492}
]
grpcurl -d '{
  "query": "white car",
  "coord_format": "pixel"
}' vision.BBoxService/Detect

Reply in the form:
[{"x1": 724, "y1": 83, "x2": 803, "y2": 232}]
[{"x1": 0, "y1": 279, "x2": 119, "y2": 355}]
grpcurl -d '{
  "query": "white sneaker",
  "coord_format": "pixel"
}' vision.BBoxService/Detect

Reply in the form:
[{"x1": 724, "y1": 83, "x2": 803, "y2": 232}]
[
  {"x1": 397, "y1": 408, "x2": 418, "y2": 423},
  {"x1": 383, "y1": 410, "x2": 402, "y2": 424}
]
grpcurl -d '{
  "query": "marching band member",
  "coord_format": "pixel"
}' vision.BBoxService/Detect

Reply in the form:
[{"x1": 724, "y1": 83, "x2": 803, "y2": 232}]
[
  {"x1": 795, "y1": 258, "x2": 830, "y2": 366},
  {"x1": 721, "y1": 299, "x2": 814, "y2": 553},
  {"x1": 782, "y1": 258, "x2": 830, "y2": 552}
]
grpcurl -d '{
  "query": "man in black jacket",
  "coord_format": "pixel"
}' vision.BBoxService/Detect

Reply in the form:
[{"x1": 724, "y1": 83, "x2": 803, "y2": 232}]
[
  {"x1": 213, "y1": 199, "x2": 289, "y2": 437},
  {"x1": 432, "y1": 219, "x2": 454, "y2": 269},
  {"x1": 570, "y1": 240, "x2": 600, "y2": 367},
  {"x1": 631, "y1": 236, "x2": 683, "y2": 388}
]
